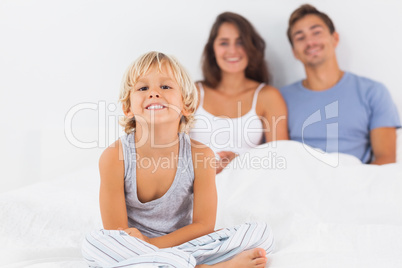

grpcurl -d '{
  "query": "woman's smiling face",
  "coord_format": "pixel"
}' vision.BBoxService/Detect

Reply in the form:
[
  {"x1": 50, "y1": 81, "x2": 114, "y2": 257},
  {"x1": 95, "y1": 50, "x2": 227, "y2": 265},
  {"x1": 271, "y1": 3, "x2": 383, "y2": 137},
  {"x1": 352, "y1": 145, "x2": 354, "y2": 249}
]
[{"x1": 213, "y1": 22, "x2": 249, "y2": 75}]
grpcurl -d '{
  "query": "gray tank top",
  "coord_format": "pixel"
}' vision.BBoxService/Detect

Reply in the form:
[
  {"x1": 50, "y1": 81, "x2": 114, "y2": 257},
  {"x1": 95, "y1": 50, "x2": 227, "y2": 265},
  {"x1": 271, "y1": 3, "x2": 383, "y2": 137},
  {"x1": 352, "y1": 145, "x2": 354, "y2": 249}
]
[{"x1": 120, "y1": 132, "x2": 194, "y2": 238}]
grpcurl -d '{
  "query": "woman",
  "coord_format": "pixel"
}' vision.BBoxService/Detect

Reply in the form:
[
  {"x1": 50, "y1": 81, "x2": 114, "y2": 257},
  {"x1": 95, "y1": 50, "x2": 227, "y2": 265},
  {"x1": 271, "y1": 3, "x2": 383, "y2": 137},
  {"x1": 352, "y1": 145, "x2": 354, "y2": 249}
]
[{"x1": 190, "y1": 12, "x2": 289, "y2": 173}]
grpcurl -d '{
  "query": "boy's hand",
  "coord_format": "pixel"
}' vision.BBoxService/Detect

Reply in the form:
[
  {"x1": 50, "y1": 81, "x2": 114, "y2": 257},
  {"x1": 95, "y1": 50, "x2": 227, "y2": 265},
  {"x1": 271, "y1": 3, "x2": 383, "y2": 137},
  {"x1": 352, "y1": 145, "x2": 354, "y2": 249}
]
[{"x1": 118, "y1": 227, "x2": 150, "y2": 243}]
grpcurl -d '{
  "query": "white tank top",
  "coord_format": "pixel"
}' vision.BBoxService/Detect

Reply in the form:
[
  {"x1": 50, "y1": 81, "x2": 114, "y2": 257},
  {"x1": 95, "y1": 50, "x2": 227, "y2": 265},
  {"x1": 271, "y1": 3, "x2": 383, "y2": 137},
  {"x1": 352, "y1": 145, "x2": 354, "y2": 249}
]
[{"x1": 190, "y1": 82, "x2": 265, "y2": 155}]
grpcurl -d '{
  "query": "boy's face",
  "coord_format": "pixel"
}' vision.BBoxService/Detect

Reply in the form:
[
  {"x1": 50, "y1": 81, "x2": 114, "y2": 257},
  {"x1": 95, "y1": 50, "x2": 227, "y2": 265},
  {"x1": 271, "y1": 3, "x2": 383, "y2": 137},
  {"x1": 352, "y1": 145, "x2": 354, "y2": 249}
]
[
  {"x1": 290, "y1": 14, "x2": 339, "y2": 67},
  {"x1": 125, "y1": 64, "x2": 187, "y2": 128}
]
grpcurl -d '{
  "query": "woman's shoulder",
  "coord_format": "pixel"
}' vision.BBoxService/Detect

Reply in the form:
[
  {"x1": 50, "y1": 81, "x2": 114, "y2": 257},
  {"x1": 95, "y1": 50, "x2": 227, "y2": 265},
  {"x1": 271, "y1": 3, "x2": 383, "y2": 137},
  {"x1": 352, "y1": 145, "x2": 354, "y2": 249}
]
[
  {"x1": 259, "y1": 83, "x2": 280, "y2": 94},
  {"x1": 255, "y1": 84, "x2": 287, "y2": 115},
  {"x1": 258, "y1": 84, "x2": 285, "y2": 102}
]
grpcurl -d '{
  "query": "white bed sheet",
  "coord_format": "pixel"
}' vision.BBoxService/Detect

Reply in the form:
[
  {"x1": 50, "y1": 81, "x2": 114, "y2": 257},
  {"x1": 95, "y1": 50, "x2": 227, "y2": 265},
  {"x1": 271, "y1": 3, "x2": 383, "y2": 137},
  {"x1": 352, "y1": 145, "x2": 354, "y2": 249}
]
[
  {"x1": 0, "y1": 168, "x2": 102, "y2": 268},
  {"x1": 216, "y1": 141, "x2": 402, "y2": 268},
  {"x1": 0, "y1": 140, "x2": 401, "y2": 268}
]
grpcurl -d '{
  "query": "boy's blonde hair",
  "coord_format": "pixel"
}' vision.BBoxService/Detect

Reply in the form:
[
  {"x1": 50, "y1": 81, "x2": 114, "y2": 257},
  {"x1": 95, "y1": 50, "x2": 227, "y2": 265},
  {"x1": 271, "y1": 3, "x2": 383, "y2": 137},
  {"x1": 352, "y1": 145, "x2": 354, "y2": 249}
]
[{"x1": 119, "y1": 51, "x2": 198, "y2": 134}]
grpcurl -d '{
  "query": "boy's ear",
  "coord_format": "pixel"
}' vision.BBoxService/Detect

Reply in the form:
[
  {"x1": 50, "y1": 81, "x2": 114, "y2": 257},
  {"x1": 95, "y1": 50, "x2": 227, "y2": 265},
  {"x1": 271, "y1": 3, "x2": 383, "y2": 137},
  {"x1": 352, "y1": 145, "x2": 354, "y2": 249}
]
[
  {"x1": 181, "y1": 107, "x2": 190, "y2": 116},
  {"x1": 123, "y1": 105, "x2": 134, "y2": 118}
]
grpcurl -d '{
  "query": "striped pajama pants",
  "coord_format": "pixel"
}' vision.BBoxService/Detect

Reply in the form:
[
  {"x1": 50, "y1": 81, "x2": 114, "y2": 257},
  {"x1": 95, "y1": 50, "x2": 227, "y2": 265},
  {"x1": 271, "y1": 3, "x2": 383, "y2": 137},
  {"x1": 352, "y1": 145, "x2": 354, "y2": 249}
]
[{"x1": 82, "y1": 222, "x2": 274, "y2": 268}]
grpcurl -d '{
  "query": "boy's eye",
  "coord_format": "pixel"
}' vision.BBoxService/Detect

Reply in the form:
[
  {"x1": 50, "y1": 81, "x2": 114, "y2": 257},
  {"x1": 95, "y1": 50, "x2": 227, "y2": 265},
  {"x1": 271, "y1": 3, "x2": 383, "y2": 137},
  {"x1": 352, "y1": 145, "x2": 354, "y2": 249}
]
[
  {"x1": 161, "y1": 85, "x2": 171, "y2": 90},
  {"x1": 138, "y1": 86, "x2": 148, "y2": 91}
]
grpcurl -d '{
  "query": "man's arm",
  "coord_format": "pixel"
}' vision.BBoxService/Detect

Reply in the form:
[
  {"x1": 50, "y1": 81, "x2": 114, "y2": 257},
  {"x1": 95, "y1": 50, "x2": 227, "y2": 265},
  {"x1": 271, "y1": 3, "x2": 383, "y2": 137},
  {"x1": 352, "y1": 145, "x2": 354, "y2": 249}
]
[{"x1": 370, "y1": 127, "x2": 397, "y2": 165}]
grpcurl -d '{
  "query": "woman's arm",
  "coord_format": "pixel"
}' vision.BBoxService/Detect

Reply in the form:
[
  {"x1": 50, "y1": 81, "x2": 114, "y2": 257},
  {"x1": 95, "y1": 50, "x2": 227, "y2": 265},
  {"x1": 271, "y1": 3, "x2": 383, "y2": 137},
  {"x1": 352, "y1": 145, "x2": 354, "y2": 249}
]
[
  {"x1": 258, "y1": 85, "x2": 289, "y2": 142},
  {"x1": 145, "y1": 142, "x2": 217, "y2": 248},
  {"x1": 98, "y1": 140, "x2": 129, "y2": 230}
]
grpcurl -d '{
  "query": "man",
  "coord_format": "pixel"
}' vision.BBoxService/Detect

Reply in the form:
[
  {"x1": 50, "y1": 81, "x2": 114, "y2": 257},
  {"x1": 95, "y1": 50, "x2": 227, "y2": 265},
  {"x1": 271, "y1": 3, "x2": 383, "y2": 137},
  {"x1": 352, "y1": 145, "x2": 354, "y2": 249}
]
[{"x1": 280, "y1": 4, "x2": 400, "y2": 164}]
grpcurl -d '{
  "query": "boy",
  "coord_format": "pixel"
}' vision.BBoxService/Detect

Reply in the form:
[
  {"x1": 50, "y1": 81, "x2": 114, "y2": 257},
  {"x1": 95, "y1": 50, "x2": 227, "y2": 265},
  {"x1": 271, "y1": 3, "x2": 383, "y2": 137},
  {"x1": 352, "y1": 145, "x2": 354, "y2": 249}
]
[{"x1": 82, "y1": 51, "x2": 274, "y2": 267}]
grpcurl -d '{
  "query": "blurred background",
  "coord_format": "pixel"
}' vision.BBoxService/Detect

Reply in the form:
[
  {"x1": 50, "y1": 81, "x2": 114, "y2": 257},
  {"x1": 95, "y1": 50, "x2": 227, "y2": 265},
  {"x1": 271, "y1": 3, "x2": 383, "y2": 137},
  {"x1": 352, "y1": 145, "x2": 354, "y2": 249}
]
[{"x1": 1, "y1": 0, "x2": 401, "y2": 192}]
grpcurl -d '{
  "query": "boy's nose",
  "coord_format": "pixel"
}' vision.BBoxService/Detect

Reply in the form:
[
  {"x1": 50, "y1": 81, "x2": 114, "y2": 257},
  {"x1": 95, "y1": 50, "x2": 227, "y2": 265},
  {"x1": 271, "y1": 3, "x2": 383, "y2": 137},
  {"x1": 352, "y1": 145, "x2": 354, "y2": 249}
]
[
  {"x1": 149, "y1": 93, "x2": 159, "y2": 98},
  {"x1": 148, "y1": 88, "x2": 160, "y2": 98}
]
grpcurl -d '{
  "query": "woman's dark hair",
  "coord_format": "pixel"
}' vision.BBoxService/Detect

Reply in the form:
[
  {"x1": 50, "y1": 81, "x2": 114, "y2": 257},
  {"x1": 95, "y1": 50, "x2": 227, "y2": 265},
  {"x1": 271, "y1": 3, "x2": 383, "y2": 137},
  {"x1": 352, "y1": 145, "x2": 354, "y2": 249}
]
[{"x1": 201, "y1": 12, "x2": 269, "y2": 88}]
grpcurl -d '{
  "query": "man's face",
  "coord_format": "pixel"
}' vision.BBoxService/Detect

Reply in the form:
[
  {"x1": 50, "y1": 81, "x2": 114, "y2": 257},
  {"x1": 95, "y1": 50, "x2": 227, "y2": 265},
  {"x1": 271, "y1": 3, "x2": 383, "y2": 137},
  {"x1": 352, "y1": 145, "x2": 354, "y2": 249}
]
[{"x1": 290, "y1": 14, "x2": 339, "y2": 67}]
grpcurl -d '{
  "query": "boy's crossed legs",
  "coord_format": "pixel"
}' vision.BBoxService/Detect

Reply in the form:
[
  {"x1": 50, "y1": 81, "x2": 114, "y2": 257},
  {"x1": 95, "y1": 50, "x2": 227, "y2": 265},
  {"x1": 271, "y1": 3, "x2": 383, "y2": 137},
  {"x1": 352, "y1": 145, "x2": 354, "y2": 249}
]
[{"x1": 82, "y1": 222, "x2": 274, "y2": 268}]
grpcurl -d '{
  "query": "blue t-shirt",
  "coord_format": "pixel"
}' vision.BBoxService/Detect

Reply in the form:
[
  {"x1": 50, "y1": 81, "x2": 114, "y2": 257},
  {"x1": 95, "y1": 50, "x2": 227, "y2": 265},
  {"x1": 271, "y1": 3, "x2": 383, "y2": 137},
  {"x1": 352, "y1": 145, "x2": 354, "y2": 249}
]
[{"x1": 280, "y1": 72, "x2": 401, "y2": 163}]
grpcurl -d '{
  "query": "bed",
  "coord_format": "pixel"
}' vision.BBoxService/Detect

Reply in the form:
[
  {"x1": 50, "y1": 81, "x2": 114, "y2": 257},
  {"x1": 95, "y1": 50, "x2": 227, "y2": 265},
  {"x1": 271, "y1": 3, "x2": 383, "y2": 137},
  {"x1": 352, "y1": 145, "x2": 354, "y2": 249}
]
[
  {"x1": 1, "y1": 133, "x2": 402, "y2": 268},
  {"x1": 216, "y1": 140, "x2": 402, "y2": 268}
]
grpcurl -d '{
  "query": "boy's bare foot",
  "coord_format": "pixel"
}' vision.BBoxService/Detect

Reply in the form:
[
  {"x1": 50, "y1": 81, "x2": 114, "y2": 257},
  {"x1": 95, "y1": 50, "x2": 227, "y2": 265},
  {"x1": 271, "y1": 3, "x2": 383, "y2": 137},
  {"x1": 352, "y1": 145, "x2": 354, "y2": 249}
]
[{"x1": 196, "y1": 248, "x2": 267, "y2": 268}]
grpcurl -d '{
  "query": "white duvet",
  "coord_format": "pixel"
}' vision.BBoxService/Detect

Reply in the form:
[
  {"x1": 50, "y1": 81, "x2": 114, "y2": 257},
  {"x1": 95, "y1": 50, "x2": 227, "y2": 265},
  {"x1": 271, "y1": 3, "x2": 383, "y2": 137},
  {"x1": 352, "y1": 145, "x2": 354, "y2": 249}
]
[
  {"x1": 216, "y1": 141, "x2": 402, "y2": 268},
  {"x1": 1, "y1": 140, "x2": 401, "y2": 268}
]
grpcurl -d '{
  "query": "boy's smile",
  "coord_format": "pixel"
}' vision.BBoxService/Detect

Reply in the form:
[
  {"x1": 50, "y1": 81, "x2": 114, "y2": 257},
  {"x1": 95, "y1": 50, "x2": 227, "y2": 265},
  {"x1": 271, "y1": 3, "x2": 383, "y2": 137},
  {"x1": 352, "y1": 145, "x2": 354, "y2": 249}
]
[
  {"x1": 125, "y1": 64, "x2": 186, "y2": 128},
  {"x1": 145, "y1": 103, "x2": 167, "y2": 110}
]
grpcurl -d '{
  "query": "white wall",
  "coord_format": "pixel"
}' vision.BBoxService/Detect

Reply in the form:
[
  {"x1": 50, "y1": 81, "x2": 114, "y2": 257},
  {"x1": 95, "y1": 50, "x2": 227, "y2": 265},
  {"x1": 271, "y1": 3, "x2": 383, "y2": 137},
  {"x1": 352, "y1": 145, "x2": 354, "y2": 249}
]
[{"x1": 1, "y1": 0, "x2": 401, "y2": 192}]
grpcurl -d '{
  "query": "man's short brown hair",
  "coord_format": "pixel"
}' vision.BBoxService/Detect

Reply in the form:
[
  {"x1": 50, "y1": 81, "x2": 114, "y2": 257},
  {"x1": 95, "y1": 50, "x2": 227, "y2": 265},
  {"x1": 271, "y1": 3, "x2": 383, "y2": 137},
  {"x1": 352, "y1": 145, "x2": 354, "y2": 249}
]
[{"x1": 287, "y1": 4, "x2": 336, "y2": 46}]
